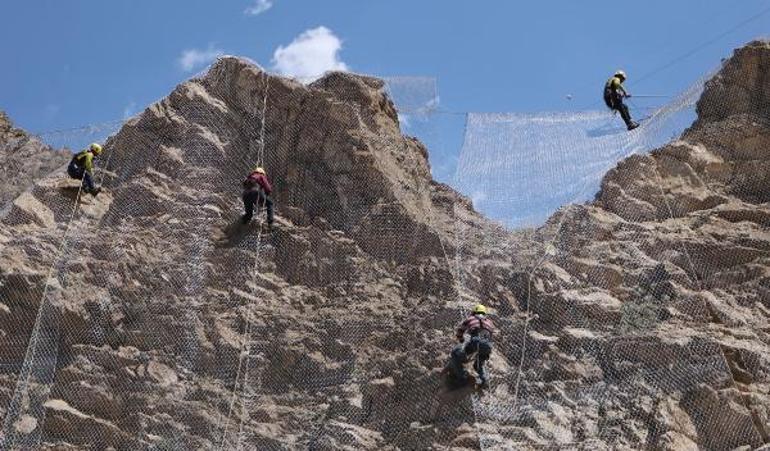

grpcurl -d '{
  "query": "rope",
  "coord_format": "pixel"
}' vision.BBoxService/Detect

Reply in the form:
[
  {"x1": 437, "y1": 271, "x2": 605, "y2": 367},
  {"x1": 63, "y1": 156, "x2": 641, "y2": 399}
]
[
  {"x1": 645, "y1": 152, "x2": 766, "y2": 428},
  {"x1": 234, "y1": 218, "x2": 265, "y2": 450},
  {"x1": 0, "y1": 161, "x2": 89, "y2": 447},
  {"x1": 234, "y1": 73, "x2": 270, "y2": 447},
  {"x1": 395, "y1": 107, "x2": 467, "y2": 116},
  {"x1": 31, "y1": 119, "x2": 126, "y2": 138},
  {"x1": 508, "y1": 200, "x2": 590, "y2": 416},
  {"x1": 417, "y1": 112, "x2": 486, "y2": 449},
  {"x1": 328, "y1": 99, "x2": 482, "y2": 448},
  {"x1": 631, "y1": 4, "x2": 770, "y2": 88},
  {"x1": 450, "y1": 116, "x2": 486, "y2": 449},
  {"x1": 572, "y1": 4, "x2": 770, "y2": 111},
  {"x1": 217, "y1": 69, "x2": 270, "y2": 451},
  {"x1": 503, "y1": 113, "x2": 642, "y2": 419},
  {"x1": 217, "y1": 218, "x2": 265, "y2": 450},
  {"x1": 21, "y1": 4, "x2": 769, "y2": 146}
]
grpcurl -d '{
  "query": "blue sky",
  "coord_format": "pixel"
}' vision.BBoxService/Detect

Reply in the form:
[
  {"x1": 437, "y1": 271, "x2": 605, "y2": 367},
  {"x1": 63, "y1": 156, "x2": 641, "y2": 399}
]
[{"x1": 1, "y1": 1, "x2": 769, "y2": 183}]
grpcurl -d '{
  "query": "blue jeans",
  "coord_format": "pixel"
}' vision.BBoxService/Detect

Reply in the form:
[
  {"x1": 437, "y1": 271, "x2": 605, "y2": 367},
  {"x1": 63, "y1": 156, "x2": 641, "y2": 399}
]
[
  {"x1": 450, "y1": 336, "x2": 492, "y2": 383},
  {"x1": 67, "y1": 162, "x2": 95, "y2": 191}
]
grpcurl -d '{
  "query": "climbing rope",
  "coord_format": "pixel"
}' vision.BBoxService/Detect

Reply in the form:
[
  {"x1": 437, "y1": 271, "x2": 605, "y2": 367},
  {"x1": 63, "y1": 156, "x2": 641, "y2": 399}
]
[
  {"x1": 448, "y1": 116, "x2": 486, "y2": 449},
  {"x1": 646, "y1": 159, "x2": 763, "y2": 429},
  {"x1": 0, "y1": 154, "x2": 93, "y2": 448},
  {"x1": 217, "y1": 68, "x2": 271, "y2": 451},
  {"x1": 570, "y1": 4, "x2": 770, "y2": 111},
  {"x1": 631, "y1": 4, "x2": 770, "y2": 88},
  {"x1": 360, "y1": 112, "x2": 487, "y2": 448}
]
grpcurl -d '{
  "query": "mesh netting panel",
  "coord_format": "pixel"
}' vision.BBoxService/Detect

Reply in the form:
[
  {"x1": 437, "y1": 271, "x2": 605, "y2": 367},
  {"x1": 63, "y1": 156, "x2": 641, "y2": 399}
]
[
  {"x1": 383, "y1": 76, "x2": 439, "y2": 116},
  {"x1": 457, "y1": 73, "x2": 710, "y2": 228},
  {"x1": 383, "y1": 76, "x2": 441, "y2": 171},
  {"x1": 452, "y1": 49, "x2": 770, "y2": 449},
  {"x1": 383, "y1": 76, "x2": 464, "y2": 184},
  {"x1": 1, "y1": 43, "x2": 769, "y2": 450},
  {"x1": 0, "y1": 65, "x2": 466, "y2": 449},
  {"x1": 39, "y1": 121, "x2": 126, "y2": 153}
]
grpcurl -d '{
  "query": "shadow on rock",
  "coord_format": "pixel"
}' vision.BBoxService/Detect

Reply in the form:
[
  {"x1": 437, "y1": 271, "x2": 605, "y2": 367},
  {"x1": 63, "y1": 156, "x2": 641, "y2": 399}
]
[
  {"x1": 58, "y1": 185, "x2": 84, "y2": 203},
  {"x1": 214, "y1": 219, "x2": 258, "y2": 248}
]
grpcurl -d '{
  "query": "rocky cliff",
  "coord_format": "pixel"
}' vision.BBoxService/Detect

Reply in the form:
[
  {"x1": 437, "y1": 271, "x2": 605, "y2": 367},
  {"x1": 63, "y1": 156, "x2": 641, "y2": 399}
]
[
  {"x1": 508, "y1": 40, "x2": 770, "y2": 450},
  {"x1": 0, "y1": 41, "x2": 768, "y2": 450},
  {"x1": 0, "y1": 112, "x2": 70, "y2": 212}
]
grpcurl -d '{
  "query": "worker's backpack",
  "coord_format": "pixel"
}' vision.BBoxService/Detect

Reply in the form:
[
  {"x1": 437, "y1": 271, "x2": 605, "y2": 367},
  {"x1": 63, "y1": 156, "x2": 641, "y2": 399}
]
[
  {"x1": 243, "y1": 174, "x2": 259, "y2": 190},
  {"x1": 603, "y1": 87, "x2": 615, "y2": 109},
  {"x1": 70, "y1": 150, "x2": 89, "y2": 167}
]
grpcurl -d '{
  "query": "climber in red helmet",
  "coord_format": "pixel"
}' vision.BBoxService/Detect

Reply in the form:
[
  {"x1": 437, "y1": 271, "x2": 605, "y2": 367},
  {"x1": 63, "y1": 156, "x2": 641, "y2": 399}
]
[{"x1": 241, "y1": 166, "x2": 274, "y2": 227}]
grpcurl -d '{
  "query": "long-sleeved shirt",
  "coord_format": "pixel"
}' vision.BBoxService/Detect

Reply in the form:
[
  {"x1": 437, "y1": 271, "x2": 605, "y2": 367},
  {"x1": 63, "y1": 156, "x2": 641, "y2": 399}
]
[
  {"x1": 605, "y1": 76, "x2": 628, "y2": 96},
  {"x1": 456, "y1": 314, "x2": 495, "y2": 340},
  {"x1": 243, "y1": 171, "x2": 272, "y2": 195},
  {"x1": 72, "y1": 150, "x2": 96, "y2": 174}
]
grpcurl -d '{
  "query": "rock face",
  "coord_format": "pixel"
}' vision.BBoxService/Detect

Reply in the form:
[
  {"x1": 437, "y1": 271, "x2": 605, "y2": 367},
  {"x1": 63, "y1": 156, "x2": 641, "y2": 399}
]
[
  {"x1": 0, "y1": 41, "x2": 768, "y2": 450},
  {"x1": 519, "y1": 40, "x2": 770, "y2": 449},
  {"x1": 0, "y1": 112, "x2": 70, "y2": 211}
]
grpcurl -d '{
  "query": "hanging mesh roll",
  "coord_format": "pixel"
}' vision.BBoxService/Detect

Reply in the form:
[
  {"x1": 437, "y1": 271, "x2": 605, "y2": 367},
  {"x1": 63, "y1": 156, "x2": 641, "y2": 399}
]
[{"x1": 457, "y1": 73, "x2": 710, "y2": 228}]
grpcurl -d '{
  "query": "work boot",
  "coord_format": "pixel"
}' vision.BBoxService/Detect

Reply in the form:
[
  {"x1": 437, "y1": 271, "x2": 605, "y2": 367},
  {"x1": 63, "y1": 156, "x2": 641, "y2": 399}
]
[
  {"x1": 90, "y1": 187, "x2": 101, "y2": 197},
  {"x1": 240, "y1": 214, "x2": 252, "y2": 225},
  {"x1": 627, "y1": 121, "x2": 639, "y2": 131}
]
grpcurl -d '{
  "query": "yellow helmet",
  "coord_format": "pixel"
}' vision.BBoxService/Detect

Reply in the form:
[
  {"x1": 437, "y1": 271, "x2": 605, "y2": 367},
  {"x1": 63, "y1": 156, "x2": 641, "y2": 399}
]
[
  {"x1": 253, "y1": 167, "x2": 266, "y2": 175},
  {"x1": 614, "y1": 70, "x2": 627, "y2": 80},
  {"x1": 472, "y1": 304, "x2": 487, "y2": 315},
  {"x1": 89, "y1": 143, "x2": 103, "y2": 155}
]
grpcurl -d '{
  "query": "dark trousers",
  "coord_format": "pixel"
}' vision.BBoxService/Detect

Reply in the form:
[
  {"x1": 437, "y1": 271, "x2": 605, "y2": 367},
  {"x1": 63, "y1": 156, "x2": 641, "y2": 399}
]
[
  {"x1": 67, "y1": 162, "x2": 95, "y2": 191},
  {"x1": 607, "y1": 93, "x2": 634, "y2": 127},
  {"x1": 450, "y1": 336, "x2": 493, "y2": 382},
  {"x1": 242, "y1": 189, "x2": 274, "y2": 224}
]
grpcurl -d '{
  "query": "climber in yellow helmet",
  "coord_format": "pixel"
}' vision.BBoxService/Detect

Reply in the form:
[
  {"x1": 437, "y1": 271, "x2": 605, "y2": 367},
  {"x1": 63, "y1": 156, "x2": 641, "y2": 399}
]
[
  {"x1": 67, "y1": 143, "x2": 103, "y2": 196},
  {"x1": 603, "y1": 70, "x2": 639, "y2": 131},
  {"x1": 446, "y1": 303, "x2": 496, "y2": 388}
]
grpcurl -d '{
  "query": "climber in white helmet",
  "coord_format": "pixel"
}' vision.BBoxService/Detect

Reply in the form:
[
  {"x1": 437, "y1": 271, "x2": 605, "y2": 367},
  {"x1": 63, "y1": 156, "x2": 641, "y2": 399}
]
[
  {"x1": 67, "y1": 143, "x2": 103, "y2": 196},
  {"x1": 603, "y1": 70, "x2": 639, "y2": 131}
]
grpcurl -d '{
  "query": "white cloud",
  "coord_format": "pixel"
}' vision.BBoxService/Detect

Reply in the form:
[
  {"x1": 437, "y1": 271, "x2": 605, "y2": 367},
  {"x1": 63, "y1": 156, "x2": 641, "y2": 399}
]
[
  {"x1": 177, "y1": 45, "x2": 224, "y2": 72},
  {"x1": 245, "y1": 0, "x2": 273, "y2": 15},
  {"x1": 272, "y1": 26, "x2": 348, "y2": 82}
]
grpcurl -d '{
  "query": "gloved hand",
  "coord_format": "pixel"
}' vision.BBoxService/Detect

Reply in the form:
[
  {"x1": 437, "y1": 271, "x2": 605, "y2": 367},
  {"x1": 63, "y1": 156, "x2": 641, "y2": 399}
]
[{"x1": 625, "y1": 93, "x2": 632, "y2": 98}]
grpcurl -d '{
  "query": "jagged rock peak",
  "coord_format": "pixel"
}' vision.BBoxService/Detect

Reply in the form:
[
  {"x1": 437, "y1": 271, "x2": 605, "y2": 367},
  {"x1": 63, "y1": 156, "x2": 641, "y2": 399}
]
[
  {"x1": 102, "y1": 55, "x2": 455, "y2": 260},
  {"x1": 0, "y1": 111, "x2": 70, "y2": 211},
  {"x1": 696, "y1": 39, "x2": 770, "y2": 124}
]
